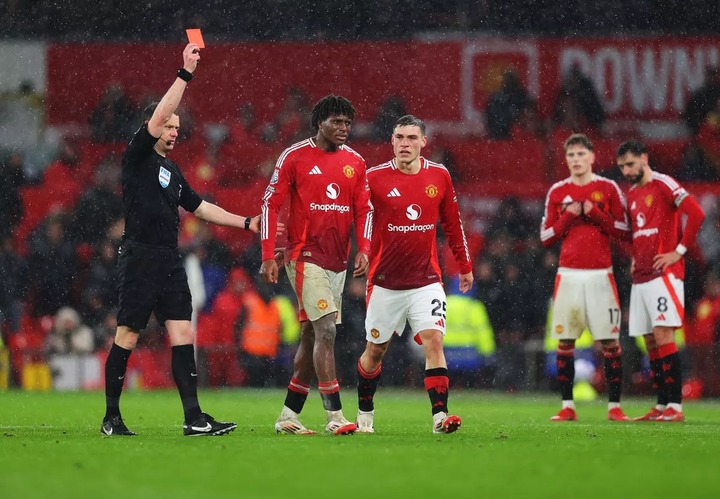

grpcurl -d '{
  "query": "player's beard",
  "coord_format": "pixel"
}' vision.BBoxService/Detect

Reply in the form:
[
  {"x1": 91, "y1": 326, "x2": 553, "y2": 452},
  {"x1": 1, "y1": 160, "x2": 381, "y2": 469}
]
[{"x1": 626, "y1": 170, "x2": 645, "y2": 184}]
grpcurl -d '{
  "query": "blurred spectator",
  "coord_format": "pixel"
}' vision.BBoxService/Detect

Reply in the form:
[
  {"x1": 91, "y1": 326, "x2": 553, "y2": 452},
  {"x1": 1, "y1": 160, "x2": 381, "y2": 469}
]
[
  {"x1": 196, "y1": 267, "x2": 248, "y2": 387},
  {"x1": 45, "y1": 306, "x2": 95, "y2": 355},
  {"x1": 427, "y1": 146, "x2": 461, "y2": 182},
  {"x1": 369, "y1": 95, "x2": 407, "y2": 141},
  {"x1": 552, "y1": 63, "x2": 605, "y2": 133},
  {"x1": 88, "y1": 84, "x2": 136, "y2": 143},
  {"x1": 510, "y1": 100, "x2": 546, "y2": 141},
  {"x1": 484, "y1": 196, "x2": 534, "y2": 243},
  {"x1": 0, "y1": 234, "x2": 28, "y2": 334},
  {"x1": 260, "y1": 87, "x2": 311, "y2": 145},
  {"x1": 684, "y1": 270, "x2": 720, "y2": 397},
  {"x1": 26, "y1": 213, "x2": 79, "y2": 317},
  {"x1": 42, "y1": 138, "x2": 83, "y2": 203},
  {"x1": 237, "y1": 275, "x2": 282, "y2": 387},
  {"x1": 0, "y1": 153, "x2": 26, "y2": 239},
  {"x1": 675, "y1": 142, "x2": 719, "y2": 181},
  {"x1": 70, "y1": 154, "x2": 123, "y2": 246},
  {"x1": 0, "y1": 80, "x2": 44, "y2": 153},
  {"x1": 485, "y1": 69, "x2": 529, "y2": 139},
  {"x1": 683, "y1": 65, "x2": 720, "y2": 134},
  {"x1": 80, "y1": 238, "x2": 119, "y2": 327}
]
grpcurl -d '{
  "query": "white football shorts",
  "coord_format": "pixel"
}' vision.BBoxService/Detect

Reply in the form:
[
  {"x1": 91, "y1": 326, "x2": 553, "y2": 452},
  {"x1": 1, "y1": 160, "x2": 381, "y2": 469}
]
[
  {"x1": 551, "y1": 267, "x2": 621, "y2": 341},
  {"x1": 628, "y1": 273, "x2": 684, "y2": 337},
  {"x1": 365, "y1": 282, "x2": 446, "y2": 344},
  {"x1": 286, "y1": 260, "x2": 345, "y2": 324}
]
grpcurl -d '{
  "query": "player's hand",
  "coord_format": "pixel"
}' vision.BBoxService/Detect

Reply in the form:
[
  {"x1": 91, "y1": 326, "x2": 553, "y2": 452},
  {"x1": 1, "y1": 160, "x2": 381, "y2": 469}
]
[
  {"x1": 565, "y1": 201, "x2": 582, "y2": 216},
  {"x1": 353, "y1": 251, "x2": 369, "y2": 277},
  {"x1": 183, "y1": 43, "x2": 201, "y2": 73},
  {"x1": 274, "y1": 248, "x2": 285, "y2": 269},
  {"x1": 260, "y1": 258, "x2": 279, "y2": 284},
  {"x1": 582, "y1": 200, "x2": 594, "y2": 214},
  {"x1": 458, "y1": 271, "x2": 474, "y2": 293},
  {"x1": 653, "y1": 251, "x2": 682, "y2": 271}
]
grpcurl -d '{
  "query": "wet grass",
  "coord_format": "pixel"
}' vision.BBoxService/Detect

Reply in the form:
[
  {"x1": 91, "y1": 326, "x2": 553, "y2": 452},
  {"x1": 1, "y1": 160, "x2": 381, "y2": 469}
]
[{"x1": 1, "y1": 389, "x2": 719, "y2": 498}]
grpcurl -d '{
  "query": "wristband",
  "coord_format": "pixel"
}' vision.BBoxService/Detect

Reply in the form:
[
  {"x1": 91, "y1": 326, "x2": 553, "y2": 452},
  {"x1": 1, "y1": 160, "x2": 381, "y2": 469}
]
[
  {"x1": 244, "y1": 217, "x2": 251, "y2": 231},
  {"x1": 177, "y1": 68, "x2": 193, "y2": 82},
  {"x1": 675, "y1": 244, "x2": 687, "y2": 256}
]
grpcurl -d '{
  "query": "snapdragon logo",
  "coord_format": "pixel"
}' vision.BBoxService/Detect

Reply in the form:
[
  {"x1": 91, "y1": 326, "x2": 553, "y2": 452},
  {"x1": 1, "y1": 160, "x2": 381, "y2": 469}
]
[
  {"x1": 387, "y1": 223, "x2": 435, "y2": 233},
  {"x1": 633, "y1": 227, "x2": 659, "y2": 239},
  {"x1": 406, "y1": 204, "x2": 422, "y2": 220},
  {"x1": 310, "y1": 202, "x2": 350, "y2": 213},
  {"x1": 326, "y1": 183, "x2": 340, "y2": 200}
]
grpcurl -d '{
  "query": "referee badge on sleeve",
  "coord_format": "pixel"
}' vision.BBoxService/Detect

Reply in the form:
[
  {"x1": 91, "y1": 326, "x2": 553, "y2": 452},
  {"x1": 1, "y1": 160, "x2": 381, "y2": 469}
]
[{"x1": 159, "y1": 166, "x2": 172, "y2": 188}]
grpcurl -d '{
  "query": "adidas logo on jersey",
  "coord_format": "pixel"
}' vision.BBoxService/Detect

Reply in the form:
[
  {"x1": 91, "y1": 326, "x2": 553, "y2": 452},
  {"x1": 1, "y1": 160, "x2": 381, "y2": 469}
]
[
  {"x1": 656, "y1": 313, "x2": 666, "y2": 321},
  {"x1": 309, "y1": 165, "x2": 322, "y2": 175},
  {"x1": 387, "y1": 188, "x2": 401, "y2": 197}
]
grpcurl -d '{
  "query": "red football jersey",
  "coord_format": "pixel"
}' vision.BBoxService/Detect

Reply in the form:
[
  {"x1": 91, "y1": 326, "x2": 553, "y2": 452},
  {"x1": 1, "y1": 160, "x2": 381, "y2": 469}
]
[
  {"x1": 540, "y1": 174, "x2": 629, "y2": 269},
  {"x1": 261, "y1": 138, "x2": 372, "y2": 272},
  {"x1": 367, "y1": 157, "x2": 472, "y2": 290},
  {"x1": 627, "y1": 171, "x2": 688, "y2": 283}
]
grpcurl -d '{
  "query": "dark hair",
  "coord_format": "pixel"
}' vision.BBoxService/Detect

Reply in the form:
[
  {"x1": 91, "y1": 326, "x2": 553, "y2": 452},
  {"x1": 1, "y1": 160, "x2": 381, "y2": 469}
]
[
  {"x1": 394, "y1": 114, "x2": 426, "y2": 135},
  {"x1": 142, "y1": 102, "x2": 158, "y2": 123},
  {"x1": 617, "y1": 139, "x2": 647, "y2": 157},
  {"x1": 310, "y1": 95, "x2": 356, "y2": 129},
  {"x1": 563, "y1": 133, "x2": 593, "y2": 151}
]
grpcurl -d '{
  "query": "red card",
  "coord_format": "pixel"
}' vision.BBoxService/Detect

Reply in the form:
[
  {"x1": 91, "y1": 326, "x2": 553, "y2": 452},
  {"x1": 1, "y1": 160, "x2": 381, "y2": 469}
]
[{"x1": 185, "y1": 29, "x2": 205, "y2": 49}]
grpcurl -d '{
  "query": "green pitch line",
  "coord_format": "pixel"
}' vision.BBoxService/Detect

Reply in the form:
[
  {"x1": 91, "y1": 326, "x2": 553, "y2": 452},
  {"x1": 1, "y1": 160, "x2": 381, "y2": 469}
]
[{"x1": 1, "y1": 389, "x2": 719, "y2": 498}]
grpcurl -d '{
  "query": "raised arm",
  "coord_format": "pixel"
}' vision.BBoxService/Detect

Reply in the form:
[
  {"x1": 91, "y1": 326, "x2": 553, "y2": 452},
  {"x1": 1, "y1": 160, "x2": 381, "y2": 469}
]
[{"x1": 147, "y1": 43, "x2": 200, "y2": 138}]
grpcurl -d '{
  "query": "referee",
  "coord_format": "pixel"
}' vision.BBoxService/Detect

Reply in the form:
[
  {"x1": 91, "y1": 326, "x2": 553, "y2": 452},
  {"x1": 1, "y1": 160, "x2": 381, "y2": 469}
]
[{"x1": 101, "y1": 43, "x2": 258, "y2": 437}]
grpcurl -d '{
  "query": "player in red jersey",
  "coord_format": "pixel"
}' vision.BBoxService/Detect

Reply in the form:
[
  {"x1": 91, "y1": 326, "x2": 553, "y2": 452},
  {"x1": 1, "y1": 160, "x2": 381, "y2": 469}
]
[
  {"x1": 617, "y1": 140, "x2": 705, "y2": 422},
  {"x1": 354, "y1": 115, "x2": 473, "y2": 434},
  {"x1": 260, "y1": 95, "x2": 372, "y2": 435},
  {"x1": 541, "y1": 134, "x2": 631, "y2": 422}
]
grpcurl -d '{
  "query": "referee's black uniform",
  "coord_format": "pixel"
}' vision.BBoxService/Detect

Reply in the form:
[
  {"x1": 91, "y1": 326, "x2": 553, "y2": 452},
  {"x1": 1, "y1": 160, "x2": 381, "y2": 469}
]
[{"x1": 116, "y1": 123, "x2": 203, "y2": 332}]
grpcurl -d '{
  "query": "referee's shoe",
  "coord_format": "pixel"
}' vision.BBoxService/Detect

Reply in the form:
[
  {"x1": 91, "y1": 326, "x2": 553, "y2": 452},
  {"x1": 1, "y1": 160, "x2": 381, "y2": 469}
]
[
  {"x1": 101, "y1": 416, "x2": 137, "y2": 436},
  {"x1": 183, "y1": 412, "x2": 237, "y2": 436}
]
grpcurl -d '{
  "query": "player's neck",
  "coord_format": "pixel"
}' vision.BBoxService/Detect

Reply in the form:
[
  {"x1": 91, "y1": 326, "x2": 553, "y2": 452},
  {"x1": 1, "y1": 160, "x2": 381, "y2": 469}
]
[
  {"x1": 314, "y1": 133, "x2": 339, "y2": 153},
  {"x1": 571, "y1": 171, "x2": 593, "y2": 186},
  {"x1": 153, "y1": 141, "x2": 168, "y2": 157},
  {"x1": 637, "y1": 168, "x2": 652, "y2": 187},
  {"x1": 395, "y1": 157, "x2": 421, "y2": 174}
]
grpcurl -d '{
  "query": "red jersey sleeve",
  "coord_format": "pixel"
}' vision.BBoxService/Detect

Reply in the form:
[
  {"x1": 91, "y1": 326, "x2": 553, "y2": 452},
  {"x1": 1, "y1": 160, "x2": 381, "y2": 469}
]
[
  {"x1": 353, "y1": 162, "x2": 372, "y2": 255},
  {"x1": 438, "y1": 173, "x2": 473, "y2": 275},
  {"x1": 678, "y1": 194, "x2": 705, "y2": 249},
  {"x1": 261, "y1": 153, "x2": 294, "y2": 262},
  {"x1": 540, "y1": 187, "x2": 578, "y2": 248}
]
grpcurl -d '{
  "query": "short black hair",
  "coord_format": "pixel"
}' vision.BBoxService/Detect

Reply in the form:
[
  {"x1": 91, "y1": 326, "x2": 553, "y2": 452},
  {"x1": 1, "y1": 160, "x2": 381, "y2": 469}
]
[
  {"x1": 142, "y1": 102, "x2": 158, "y2": 123},
  {"x1": 617, "y1": 139, "x2": 647, "y2": 157},
  {"x1": 394, "y1": 115, "x2": 426, "y2": 135},
  {"x1": 563, "y1": 133, "x2": 593, "y2": 151},
  {"x1": 311, "y1": 95, "x2": 356, "y2": 129}
]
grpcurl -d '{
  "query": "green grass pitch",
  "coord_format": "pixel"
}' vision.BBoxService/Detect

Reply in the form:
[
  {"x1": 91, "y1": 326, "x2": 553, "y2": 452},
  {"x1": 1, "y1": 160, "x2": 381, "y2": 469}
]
[{"x1": 1, "y1": 389, "x2": 719, "y2": 498}]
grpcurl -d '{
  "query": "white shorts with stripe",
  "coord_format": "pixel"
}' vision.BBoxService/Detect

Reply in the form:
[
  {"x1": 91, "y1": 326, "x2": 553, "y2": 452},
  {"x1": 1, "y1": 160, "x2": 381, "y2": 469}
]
[
  {"x1": 286, "y1": 260, "x2": 346, "y2": 324},
  {"x1": 365, "y1": 282, "x2": 446, "y2": 344},
  {"x1": 551, "y1": 267, "x2": 621, "y2": 341},
  {"x1": 629, "y1": 273, "x2": 684, "y2": 337}
]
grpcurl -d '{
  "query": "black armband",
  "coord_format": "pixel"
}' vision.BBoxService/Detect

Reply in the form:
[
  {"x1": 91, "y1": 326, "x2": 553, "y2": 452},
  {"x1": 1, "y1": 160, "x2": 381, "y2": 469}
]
[
  {"x1": 177, "y1": 68, "x2": 193, "y2": 82},
  {"x1": 244, "y1": 217, "x2": 251, "y2": 231}
]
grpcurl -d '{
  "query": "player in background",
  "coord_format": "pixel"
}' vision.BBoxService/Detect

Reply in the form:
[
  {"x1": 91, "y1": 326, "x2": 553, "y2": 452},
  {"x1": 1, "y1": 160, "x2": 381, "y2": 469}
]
[
  {"x1": 540, "y1": 133, "x2": 631, "y2": 422},
  {"x1": 617, "y1": 140, "x2": 705, "y2": 422},
  {"x1": 260, "y1": 95, "x2": 372, "y2": 435},
  {"x1": 355, "y1": 115, "x2": 473, "y2": 434}
]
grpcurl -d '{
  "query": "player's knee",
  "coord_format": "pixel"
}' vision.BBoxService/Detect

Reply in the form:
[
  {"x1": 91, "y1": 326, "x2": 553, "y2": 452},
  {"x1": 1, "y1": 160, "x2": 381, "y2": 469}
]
[{"x1": 364, "y1": 342, "x2": 387, "y2": 364}]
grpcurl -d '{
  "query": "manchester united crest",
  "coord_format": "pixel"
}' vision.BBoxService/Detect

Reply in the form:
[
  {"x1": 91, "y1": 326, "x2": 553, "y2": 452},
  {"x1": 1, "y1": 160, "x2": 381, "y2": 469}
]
[
  {"x1": 555, "y1": 324, "x2": 564, "y2": 334},
  {"x1": 370, "y1": 328, "x2": 380, "y2": 339},
  {"x1": 343, "y1": 165, "x2": 355, "y2": 178},
  {"x1": 591, "y1": 191, "x2": 603, "y2": 202},
  {"x1": 317, "y1": 299, "x2": 328, "y2": 310},
  {"x1": 425, "y1": 184, "x2": 438, "y2": 198},
  {"x1": 645, "y1": 195, "x2": 653, "y2": 207}
]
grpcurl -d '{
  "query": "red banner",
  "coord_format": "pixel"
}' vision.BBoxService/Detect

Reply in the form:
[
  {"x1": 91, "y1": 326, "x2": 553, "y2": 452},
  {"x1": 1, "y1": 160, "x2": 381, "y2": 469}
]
[{"x1": 46, "y1": 37, "x2": 720, "y2": 127}]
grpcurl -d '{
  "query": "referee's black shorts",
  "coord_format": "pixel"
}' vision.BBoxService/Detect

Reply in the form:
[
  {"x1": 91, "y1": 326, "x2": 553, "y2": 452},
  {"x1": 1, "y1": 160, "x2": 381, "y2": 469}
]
[{"x1": 116, "y1": 240, "x2": 192, "y2": 332}]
